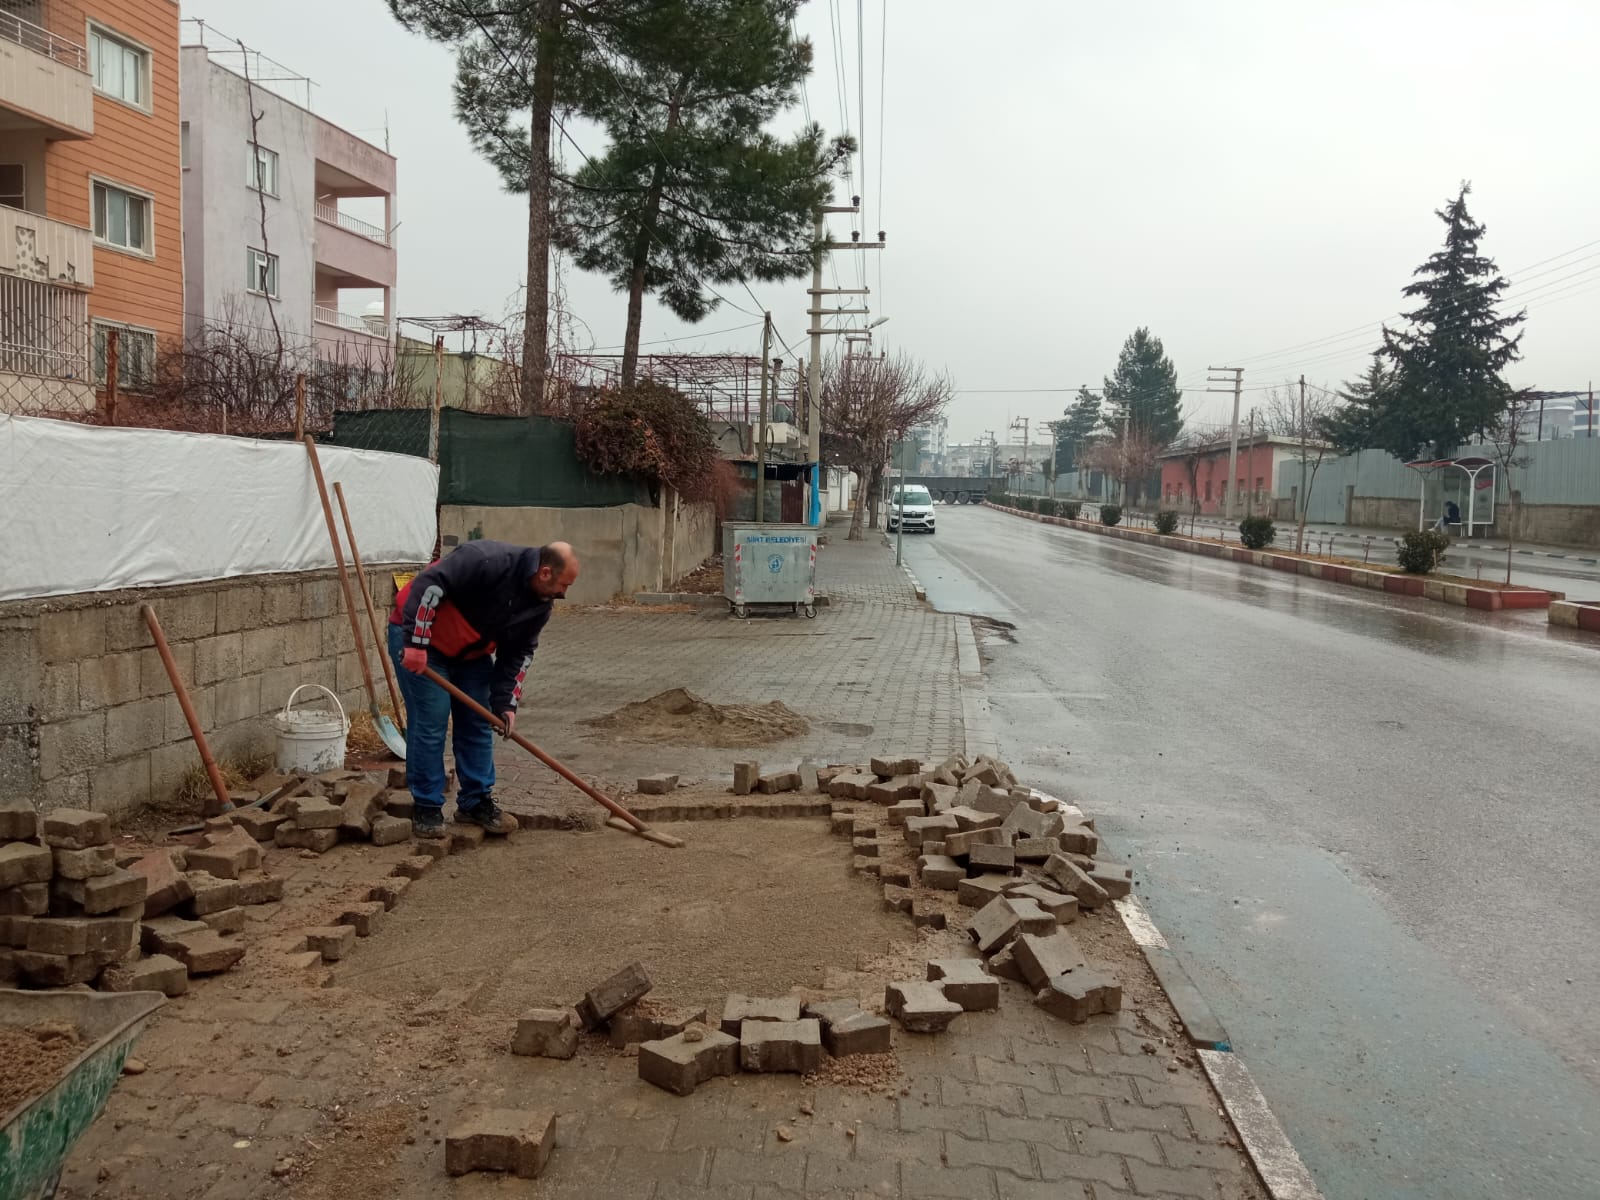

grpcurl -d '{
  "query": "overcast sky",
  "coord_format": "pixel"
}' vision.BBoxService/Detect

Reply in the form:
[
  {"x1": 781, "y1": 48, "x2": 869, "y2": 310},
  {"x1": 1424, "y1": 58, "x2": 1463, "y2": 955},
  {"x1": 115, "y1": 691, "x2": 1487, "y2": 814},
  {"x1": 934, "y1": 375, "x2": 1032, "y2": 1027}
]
[{"x1": 183, "y1": 0, "x2": 1600, "y2": 443}]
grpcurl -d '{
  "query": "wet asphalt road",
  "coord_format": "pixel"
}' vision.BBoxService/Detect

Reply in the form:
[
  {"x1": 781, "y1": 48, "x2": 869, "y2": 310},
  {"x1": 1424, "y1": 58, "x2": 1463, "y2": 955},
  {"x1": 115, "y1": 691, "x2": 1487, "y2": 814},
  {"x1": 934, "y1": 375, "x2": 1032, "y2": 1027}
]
[{"x1": 900, "y1": 506, "x2": 1600, "y2": 1200}]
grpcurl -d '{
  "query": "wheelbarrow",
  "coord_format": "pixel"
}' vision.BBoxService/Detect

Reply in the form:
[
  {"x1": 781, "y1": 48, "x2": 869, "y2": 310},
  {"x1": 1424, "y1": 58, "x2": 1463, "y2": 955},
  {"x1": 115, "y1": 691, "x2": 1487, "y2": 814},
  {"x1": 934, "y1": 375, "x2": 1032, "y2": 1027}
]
[{"x1": 0, "y1": 989, "x2": 166, "y2": 1200}]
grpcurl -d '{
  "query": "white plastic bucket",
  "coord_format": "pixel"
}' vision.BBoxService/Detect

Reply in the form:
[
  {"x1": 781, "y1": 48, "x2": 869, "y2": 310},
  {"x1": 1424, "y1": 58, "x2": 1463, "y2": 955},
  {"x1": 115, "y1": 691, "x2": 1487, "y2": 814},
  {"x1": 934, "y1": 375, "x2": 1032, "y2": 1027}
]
[{"x1": 273, "y1": 684, "x2": 349, "y2": 774}]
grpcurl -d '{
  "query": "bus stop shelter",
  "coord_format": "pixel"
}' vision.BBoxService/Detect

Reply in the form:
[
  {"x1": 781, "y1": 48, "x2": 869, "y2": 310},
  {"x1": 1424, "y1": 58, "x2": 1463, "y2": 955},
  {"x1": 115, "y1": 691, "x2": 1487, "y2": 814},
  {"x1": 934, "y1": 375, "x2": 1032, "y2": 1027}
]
[{"x1": 1404, "y1": 456, "x2": 1498, "y2": 533}]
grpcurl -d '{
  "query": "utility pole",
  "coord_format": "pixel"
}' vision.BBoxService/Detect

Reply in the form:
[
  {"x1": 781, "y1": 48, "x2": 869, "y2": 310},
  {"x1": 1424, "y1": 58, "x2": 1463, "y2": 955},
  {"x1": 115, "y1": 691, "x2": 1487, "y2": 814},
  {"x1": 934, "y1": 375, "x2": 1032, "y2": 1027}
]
[
  {"x1": 1245, "y1": 408, "x2": 1255, "y2": 516},
  {"x1": 755, "y1": 313, "x2": 773, "y2": 523},
  {"x1": 1298, "y1": 374, "x2": 1308, "y2": 550},
  {"x1": 895, "y1": 437, "x2": 906, "y2": 566},
  {"x1": 806, "y1": 199, "x2": 885, "y2": 527},
  {"x1": 1120, "y1": 412, "x2": 1129, "y2": 504},
  {"x1": 982, "y1": 430, "x2": 999, "y2": 479},
  {"x1": 1207, "y1": 366, "x2": 1244, "y2": 519}
]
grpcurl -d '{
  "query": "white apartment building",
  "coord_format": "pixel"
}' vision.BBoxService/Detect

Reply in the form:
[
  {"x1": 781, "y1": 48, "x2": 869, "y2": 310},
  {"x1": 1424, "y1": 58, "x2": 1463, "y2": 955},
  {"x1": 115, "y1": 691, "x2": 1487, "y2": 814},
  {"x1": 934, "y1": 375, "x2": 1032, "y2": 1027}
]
[{"x1": 179, "y1": 34, "x2": 396, "y2": 365}]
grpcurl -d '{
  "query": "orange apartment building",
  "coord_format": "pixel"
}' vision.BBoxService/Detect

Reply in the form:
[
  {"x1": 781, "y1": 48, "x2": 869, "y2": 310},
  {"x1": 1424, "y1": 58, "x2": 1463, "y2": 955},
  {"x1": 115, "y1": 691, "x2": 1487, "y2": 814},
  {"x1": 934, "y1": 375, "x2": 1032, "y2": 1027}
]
[{"x1": 0, "y1": 0, "x2": 182, "y2": 415}]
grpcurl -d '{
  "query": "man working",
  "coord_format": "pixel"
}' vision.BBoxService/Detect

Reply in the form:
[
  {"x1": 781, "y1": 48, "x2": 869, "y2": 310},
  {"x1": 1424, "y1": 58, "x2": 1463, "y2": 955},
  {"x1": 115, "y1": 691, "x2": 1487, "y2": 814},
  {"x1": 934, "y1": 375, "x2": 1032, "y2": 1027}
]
[{"x1": 387, "y1": 539, "x2": 580, "y2": 838}]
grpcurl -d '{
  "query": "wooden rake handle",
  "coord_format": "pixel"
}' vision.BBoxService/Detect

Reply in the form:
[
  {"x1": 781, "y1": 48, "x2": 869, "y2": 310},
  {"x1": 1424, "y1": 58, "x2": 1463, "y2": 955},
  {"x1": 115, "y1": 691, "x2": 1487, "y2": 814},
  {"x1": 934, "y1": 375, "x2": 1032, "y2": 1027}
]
[{"x1": 418, "y1": 667, "x2": 683, "y2": 848}]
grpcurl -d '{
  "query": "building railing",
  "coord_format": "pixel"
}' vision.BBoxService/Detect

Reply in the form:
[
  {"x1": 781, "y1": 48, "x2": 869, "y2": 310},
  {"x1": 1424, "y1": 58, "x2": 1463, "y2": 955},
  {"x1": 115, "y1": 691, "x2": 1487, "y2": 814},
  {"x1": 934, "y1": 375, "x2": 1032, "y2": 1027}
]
[
  {"x1": 314, "y1": 305, "x2": 389, "y2": 338},
  {"x1": 314, "y1": 203, "x2": 390, "y2": 247},
  {"x1": 0, "y1": 274, "x2": 90, "y2": 390},
  {"x1": 0, "y1": 4, "x2": 88, "y2": 72}
]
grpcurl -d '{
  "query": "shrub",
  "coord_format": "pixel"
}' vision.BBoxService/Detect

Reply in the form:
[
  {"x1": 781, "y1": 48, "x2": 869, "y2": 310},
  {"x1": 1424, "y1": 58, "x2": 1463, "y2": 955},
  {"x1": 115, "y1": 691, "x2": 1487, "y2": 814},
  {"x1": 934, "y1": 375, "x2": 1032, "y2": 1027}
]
[
  {"x1": 1015, "y1": 495, "x2": 1034, "y2": 512},
  {"x1": 573, "y1": 380, "x2": 720, "y2": 501},
  {"x1": 1036, "y1": 499, "x2": 1057, "y2": 517},
  {"x1": 1397, "y1": 529, "x2": 1451, "y2": 574},
  {"x1": 1154, "y1": 510, "x2": 1179, "y2": 535},
  {"x1": 1239, "y1": 515, "x2": 1276, "y2": 549},
  {"x1": 1061, "y1": 500, "x2": 1082, "y2": 520},
  {"x1": 1100, "y1": 504, "x2": 1122, "y2": 526}
]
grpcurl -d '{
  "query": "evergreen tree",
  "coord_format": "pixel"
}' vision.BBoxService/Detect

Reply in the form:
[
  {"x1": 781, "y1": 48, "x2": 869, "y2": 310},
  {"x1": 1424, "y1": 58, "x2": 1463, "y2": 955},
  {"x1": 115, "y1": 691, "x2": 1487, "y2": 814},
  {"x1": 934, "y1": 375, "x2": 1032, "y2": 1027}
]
[
  {"x1": 1320, "y1": 353, "x2": 1393, "y2": 453},
  {"x1": 1103, "y1": 328, "x2": 1182, "y2": 447},
  {"x1": 1055, "y1": 387, "x2": 1102, "y2": 471},
  {"x1": 554, "y1": 0, "x2": 852, "y2": 384},
  {"x1": 1373, "y1": 183, "x2": 1524, "y2": 459}
]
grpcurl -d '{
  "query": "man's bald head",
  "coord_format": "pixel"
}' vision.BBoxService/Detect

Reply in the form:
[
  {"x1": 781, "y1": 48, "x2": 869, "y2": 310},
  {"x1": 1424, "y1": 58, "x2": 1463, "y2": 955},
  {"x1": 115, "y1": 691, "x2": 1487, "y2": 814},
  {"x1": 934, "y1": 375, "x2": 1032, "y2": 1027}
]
[{"x1": 534, "y1": 541, "x2": 580, "y2": 600}]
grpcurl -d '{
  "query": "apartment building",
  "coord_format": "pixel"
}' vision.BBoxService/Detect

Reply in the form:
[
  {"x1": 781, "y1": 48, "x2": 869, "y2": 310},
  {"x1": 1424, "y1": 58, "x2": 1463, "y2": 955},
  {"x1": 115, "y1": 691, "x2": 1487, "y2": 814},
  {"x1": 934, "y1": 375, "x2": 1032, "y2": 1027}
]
[
  {"x1": 179, "y1": 32, "x2": 397, "y2": 368},
  {"x1": 0, "y1": 0, "x2": 183, "y2": 414}
]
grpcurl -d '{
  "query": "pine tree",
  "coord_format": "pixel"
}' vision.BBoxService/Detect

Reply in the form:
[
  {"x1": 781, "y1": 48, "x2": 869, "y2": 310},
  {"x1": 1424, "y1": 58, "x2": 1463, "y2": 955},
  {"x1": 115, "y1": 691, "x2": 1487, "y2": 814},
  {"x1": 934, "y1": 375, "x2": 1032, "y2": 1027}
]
[
  {"x1": 1055, "y1": 387, "x2": 1102, "y2": 471},
  {"x1": 1373, "y1": 183, "x2": 1524, "y2": 460},
  {"x1": 1320, "y1": 353, "x2": 1393, "y2": 453},
  {"x1": 554, "y1": 0, "x2": 852, "y2": 384},
  {"x1": 1103, "y1": 328, "x2": 1182, "y2": 447}
]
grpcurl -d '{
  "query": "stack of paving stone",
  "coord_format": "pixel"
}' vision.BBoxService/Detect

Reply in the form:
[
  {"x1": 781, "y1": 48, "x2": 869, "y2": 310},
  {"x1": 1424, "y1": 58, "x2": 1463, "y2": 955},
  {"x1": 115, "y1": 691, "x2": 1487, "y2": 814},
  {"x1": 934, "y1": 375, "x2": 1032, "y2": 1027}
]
[
  {"x1": 240, "y1": 767, "x2": 416, "y2": 855},
  {"x1": 831, "y1": 752, "x2": 1130, "y2": 1025}
]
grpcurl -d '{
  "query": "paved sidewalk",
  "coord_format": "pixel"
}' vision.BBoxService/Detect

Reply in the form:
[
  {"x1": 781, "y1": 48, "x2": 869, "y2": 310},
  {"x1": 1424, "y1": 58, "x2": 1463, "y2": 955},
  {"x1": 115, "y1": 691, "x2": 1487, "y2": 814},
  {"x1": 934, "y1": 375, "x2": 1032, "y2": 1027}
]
[{"x1": 59, "y1": 535, "x2": 1265, "y2": 1200}]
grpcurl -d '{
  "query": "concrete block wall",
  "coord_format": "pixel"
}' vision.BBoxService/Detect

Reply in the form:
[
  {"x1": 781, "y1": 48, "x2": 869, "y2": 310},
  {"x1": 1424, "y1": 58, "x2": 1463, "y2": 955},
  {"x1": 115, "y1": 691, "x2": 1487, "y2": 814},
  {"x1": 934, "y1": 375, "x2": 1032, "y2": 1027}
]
[{"x1": 0, "y1": 565, "x2": 418, "y2": 819}]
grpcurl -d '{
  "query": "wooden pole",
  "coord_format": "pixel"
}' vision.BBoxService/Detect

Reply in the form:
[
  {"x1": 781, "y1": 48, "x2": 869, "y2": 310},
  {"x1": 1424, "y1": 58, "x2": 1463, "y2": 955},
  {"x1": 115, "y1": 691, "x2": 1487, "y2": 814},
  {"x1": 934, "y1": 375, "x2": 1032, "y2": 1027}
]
[
  {"x1": 142, "y1": 605, "x2": 230, "y2": 815},
  {"x1": 333, "y1": 481, "x2": 407, "y2": 731},
  {"x1": 429, "y1": 336, "x2": 445, "y2": 463},
  {"x1": 294, "y1": 373, "x2": 306, "y2": 441},
  {"x1": 104, "y1": 329, "x2": 119, "y2": 426}
]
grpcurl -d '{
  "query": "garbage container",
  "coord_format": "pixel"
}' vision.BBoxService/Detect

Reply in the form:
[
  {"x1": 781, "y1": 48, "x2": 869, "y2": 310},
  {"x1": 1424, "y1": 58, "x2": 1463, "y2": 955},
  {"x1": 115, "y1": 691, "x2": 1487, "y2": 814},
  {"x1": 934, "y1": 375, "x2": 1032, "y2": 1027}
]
[{"x1": 722, "y1": 522, "x2": 819, "y2": 619}]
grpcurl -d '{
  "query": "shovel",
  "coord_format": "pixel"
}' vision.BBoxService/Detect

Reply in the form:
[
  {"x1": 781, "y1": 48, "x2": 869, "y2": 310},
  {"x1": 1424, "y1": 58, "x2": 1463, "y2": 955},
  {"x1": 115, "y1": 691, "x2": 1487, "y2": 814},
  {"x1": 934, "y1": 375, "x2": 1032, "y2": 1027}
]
[
  {"x1": 302, "y1": 435, "x2": 407, "y2": 760},
  {"x1": 419, "y1": 667, "x2": 685, "y2": 849}
]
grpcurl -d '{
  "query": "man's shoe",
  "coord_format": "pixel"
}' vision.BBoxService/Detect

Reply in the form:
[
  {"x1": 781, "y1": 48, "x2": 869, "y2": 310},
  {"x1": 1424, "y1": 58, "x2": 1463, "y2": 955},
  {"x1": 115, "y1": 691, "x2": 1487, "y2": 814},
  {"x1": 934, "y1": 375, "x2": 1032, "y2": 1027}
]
[
  {"x1": 455, "y1": 799, "x2": 517, "y2": 836},
  {"x1": 413, "y1": 808, "x2": 446, "y2": 839}
]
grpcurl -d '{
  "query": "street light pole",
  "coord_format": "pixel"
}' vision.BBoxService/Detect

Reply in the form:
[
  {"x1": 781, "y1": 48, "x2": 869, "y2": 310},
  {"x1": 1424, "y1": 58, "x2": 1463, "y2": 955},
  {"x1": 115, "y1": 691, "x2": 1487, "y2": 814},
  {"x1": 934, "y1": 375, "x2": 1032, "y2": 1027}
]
[{"x1": 895, "y1": 436, "x2": 906, "y2": 566}]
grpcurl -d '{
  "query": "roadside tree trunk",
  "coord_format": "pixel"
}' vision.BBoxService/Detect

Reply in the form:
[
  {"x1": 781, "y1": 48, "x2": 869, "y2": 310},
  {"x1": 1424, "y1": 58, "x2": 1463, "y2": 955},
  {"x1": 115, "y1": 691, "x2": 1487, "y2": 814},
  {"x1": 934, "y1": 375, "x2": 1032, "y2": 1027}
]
[{"x1": 521, "y1": 0, "x2": 560, "y2": 415}]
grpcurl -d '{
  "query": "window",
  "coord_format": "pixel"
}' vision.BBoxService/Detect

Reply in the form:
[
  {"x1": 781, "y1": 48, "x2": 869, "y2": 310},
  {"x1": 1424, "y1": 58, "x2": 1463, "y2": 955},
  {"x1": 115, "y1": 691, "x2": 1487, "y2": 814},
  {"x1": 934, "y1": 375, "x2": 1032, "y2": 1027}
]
[
  {"x1": 89, "y1": 25, "x2": 149, "y2": 109},
  {"x1": 247, "y1": 144, "x2": 278, "y2": 195},
  {"x1": 0, "y1": 165, "x2": 23, "y2": 209},
  {"x1": 1204, "y1": 481, "x2": 1212, "y2": 502},
  {"x1": 91, "y1": 181, "x2": 151, "y2": 254},
  {"x1": 246, "y1": 248, "x2": 279, "y2": 297},
  {"x1": 180, "y1": 123, "x2": 190, "y2": 170},
  {"x1": 92, "y1": 321, "x2": 156, "y2": 391},
  {"x1": 1255, "y1": 476, "x2": 1265, "y2": 496}
]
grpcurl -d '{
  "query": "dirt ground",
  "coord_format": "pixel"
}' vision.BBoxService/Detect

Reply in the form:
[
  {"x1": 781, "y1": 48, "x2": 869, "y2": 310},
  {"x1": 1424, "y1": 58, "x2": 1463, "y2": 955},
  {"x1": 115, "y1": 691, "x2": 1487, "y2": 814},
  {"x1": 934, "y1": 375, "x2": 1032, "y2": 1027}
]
[
  {"x1": 581, "y1": 687, "x2": 810, "y2": 748},
  {"x1": 341, "y1": 817, "x2": 912, "y2": 1017},
  {"x1": 0, "y1": 1021, "x2": 83, "y2": 1115}
]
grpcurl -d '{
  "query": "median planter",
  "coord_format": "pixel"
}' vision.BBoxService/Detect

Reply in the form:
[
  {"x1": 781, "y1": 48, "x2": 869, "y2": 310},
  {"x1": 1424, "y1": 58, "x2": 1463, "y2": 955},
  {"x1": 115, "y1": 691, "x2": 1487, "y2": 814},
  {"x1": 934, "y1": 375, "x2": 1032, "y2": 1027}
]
[
  {"x1": 1550, "y1": 599, "x2": 1600, "y2": 631},
  {"x1": 982, "y1": 501, "x2": 1561, "y2": 612}
]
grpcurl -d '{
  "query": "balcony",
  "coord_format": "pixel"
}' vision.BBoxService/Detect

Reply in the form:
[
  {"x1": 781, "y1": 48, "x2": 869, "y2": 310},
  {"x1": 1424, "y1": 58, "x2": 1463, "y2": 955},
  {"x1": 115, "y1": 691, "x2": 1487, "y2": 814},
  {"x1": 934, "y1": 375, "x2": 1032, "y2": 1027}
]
[
  {"x1": 0, "y1": 5, "x2": 93, "y2": 138},
  {"x1": 315, "y1": 203, "x2": 389, "y2": 247},
  {"x1": 0, "y1": 273, "x2": 94, "y2": 414},
  {"x1": 0, "y1": 204, "x2": 93, "y2": 288},
  {"x1": 314, "y1": 306, "x2": 390, "y2": 339}
]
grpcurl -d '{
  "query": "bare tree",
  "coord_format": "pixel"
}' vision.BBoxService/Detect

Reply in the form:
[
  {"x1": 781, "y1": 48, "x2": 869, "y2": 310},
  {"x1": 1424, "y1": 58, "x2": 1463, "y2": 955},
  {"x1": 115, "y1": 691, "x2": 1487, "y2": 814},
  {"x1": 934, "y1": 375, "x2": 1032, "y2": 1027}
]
[
  {"x1": 1081, "y1": 426, "x2": 1162, "y2": 507},
  {"x1": 820, "y1": 352, "x2": 954, "y2": 540},
  {"x1": 1485, "y1": 388, "x2": 1537, "y2": 584},
  {"x1": 1173, "y1": 428, "x2": 1229, "y2": 535},
  {"x1": 1260, "y1": 377, "x2": 1343, "y2": 552}
]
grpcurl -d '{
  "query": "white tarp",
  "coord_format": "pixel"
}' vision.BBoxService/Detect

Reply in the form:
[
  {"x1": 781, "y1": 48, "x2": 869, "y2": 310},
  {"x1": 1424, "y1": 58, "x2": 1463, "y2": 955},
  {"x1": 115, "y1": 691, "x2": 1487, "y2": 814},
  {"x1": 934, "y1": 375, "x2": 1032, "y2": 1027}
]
[{"x1": 0, "y1": 415, "x2": 439, "y2": 601}]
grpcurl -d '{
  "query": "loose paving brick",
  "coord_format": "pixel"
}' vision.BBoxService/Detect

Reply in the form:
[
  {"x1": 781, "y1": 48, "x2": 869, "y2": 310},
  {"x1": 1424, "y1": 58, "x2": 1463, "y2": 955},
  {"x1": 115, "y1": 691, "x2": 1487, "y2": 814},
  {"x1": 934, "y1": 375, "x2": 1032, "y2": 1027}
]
[
  {"x1": 944, "y1": 826, "x2": 1003, "y2": 858},
  {"x1": 338, "y1": 901, "x2": 386, "y2": 936},
  {"x1": 0, "y1": 883, "x2": 48, "y2": 916},
  {"x1": 53, "y1": 868, "x2": 146, "y2": 915},
  {"x1": 1000, "y1": 802, "x2": 1047, "y2": 841},
  {"x1": 608, "y1": 1004, "x2": 707, "y2": 1047},
  {"x1": 369, "y1": 814, "x2": 413, "y2": 846},
  {"x1": 1036, "y1": 968, "x2": 1123, "y2": 1023},
  {"x1": 911, "y1": 898, "x2": 948, "y2": 929},
  {"x1": 184, "y1": 842, "x2": 257, "y2": 881},
  {"x1": 802, "y1": 998, "x2": 892, "y2": 1056},
  {"x1": 904, "y1": 813, "x2": 960, "y2": 847},
  {"x1": 200, "y1": 905, "x2": 246, "y2": 935},
  {"x1": 867, "y1": 775, "x2": 923, "y2": 804},
  {"x1": 871, "y1": 755, "x2": 921, "y2": 777},
  {"x1": 512, "y1": 1008, "x2": 581, "y2": 1059},
  {"x1": 637, "y1": 773, "x2": 679, "y2": 795},
  {"x1": 885, "y1": 980, "x2": 963, "y2": 1033},
  {"x1": 140, "y1": 916, "x2": 208, "y2": 956},
  {"x1": 927, "y1": 958, "x2": 1001, "y2": 1011},
  {"x1": 283, "y1": 796, "x2": 343, "y2": 830},
  {"x1": 1087, "y1": 860, "x2": 1134, "y2": 899},
  {"x1": 368, "y1": 876, "x2": 411, "y2": 909},
  {"x1": 879, "y1": 864, "x2": 912, "y2": 886},
  {"x1": 852, "y1": 855, "x2": 881, "y2": 876},
  {"x1": 733, "y1": 761, "x2": 760, "y2": 795},
  {"x1": 1014, "y1": 836, "x2": 1060, "y2": 862},
  {"x1": 828, "y1": 770, "x2": 875, "y2": 800},
  {"x1": 922, "y1": 781, "x2": 959, "y2": 811},
  {"x1": 166, "y1": 928, "x2": 245, "y2": 975},
  {"x1": 445, "y1": 1107, "x2": 557, "y2": 1179},
  {"x1": 184, "y1": 872, "x2": 241, "y2": 915},
  {"x1": 882, "y1": 883, "x2": 915, "y2": 913},
  {"x1": 235, "y1": 871, "x2": 285, "y2": 906},
  {"x1": 0, "y1": 843, "x2": 52, "y2": 890},
  {"x1": 98, "y1": 952, "x2": 187, "y2": 997},
  {"x1": 967, "y1": 895, "x2": 1024, "y2": 956},
  {"x1": 969, "y1": 842, "x2": 1017, "y2": 875},
  {"x1": 719, "y1": 993, "x2": 801, "y2": 1035},
  {"x1": 958, "y1": 873, "x2": 1015, "y2": 908},
  {"x1": 1012, "y1": 930, "x2": 1089, "y2": 990},
  {"x1": 52, "y1": 845, "x2": 115, "y2": 881},
  {"x1": 639, "y1": 1024, "x2": 740, "y2": 1095},
  {"x1": 852, "y1": 836, "x2": 879, "y2": 858},
  {"x1": 1044, "y1": 853, "x2": 1111, "y2": 910},
  {"x1": 41, "y1": 808, "x2": 112, "y2": 850},
  {"x1": 1006, "y1": 897, "x2": 1058, "y2": 936},
  {"x1": 918, "y1": 853, "x2": 964, "y2": 890},
  {"x1": 828, "y1": 812, "x2": 855, "y2": 838},
  {"x1": 577, "y1": 960, "x2": 653, "y2": 1030},
  {"x1": 230, "y1": 808, "x2": 287, "y2": 843},
  {"x1": 339, "y1": 783, "x2": 387, "y2": 838},
  {"x1": 989, "y1": 943, "x2": 1026, "y2": 983},
  {"x1": 28, "y1": 916, "x2": 136, "y2": 957},
  {"x1": 304, "y1": 925, "x2": 357, "y2": 962},
  {"x1": 1058, "y1": 824, "x2": 1100, "y2": 857},
  {"x1": 757, "y1": 771, "x2": 801, "y2": 794},
  {"x1": 948, "y1": 805, "x2": 1003, "y2": 832},
  {"x1": 275, "y1": 824, "x2": 339, "y2": 853},
  {"x1": 411, "y1": 838, "x2": 451, "y2": 861},
  {"x1": 887, "y1": 798, "x2": 925, "y2": 826},
  {"x1": 448, "y1": 824, "x2": 487, "y2": 853},
  {"x1": 15, "y1": 950, "x2": 101, "y2": 986},
  {"x1": 739, "y1": 1017, "x2": 822, "y2": 1073}
]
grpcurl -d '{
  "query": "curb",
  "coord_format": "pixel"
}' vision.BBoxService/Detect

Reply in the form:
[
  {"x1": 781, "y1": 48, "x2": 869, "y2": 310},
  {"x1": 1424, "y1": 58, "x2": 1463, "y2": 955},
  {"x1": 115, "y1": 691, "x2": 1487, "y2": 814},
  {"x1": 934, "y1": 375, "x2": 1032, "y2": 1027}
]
[
  {"x1": 900, "y1": 562, "x2": 928, "y2": 601},
  {"x1": 958, "y1": 617, "x2": 1322, "y2": 1200}
]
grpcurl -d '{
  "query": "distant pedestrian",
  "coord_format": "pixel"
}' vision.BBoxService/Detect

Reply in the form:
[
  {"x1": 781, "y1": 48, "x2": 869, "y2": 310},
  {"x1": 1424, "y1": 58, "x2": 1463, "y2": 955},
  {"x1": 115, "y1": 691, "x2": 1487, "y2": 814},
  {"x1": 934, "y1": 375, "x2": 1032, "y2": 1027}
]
[
  {"x1": 388, "y1": 540, "x2": 580, "y2": 838},
  {"x1": 1434, "y1": 500, "x2": 1460, "y2": 532}
]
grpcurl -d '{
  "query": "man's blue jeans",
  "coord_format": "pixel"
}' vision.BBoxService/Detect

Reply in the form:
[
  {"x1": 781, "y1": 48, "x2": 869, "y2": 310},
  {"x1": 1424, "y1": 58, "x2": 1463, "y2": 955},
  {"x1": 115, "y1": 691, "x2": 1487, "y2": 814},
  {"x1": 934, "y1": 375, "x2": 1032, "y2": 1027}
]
[{"x1": 387, "y1": 624, "x2": 496, "y2": 815}]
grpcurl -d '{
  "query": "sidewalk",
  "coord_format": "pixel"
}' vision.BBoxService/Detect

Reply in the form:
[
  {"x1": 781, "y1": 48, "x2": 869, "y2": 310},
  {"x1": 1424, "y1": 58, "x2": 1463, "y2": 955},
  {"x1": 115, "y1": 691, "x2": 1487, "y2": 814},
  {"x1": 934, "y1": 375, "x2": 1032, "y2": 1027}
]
[{"x1": 60, "y1": 536, "x2": 1266, "y2": 1200}]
